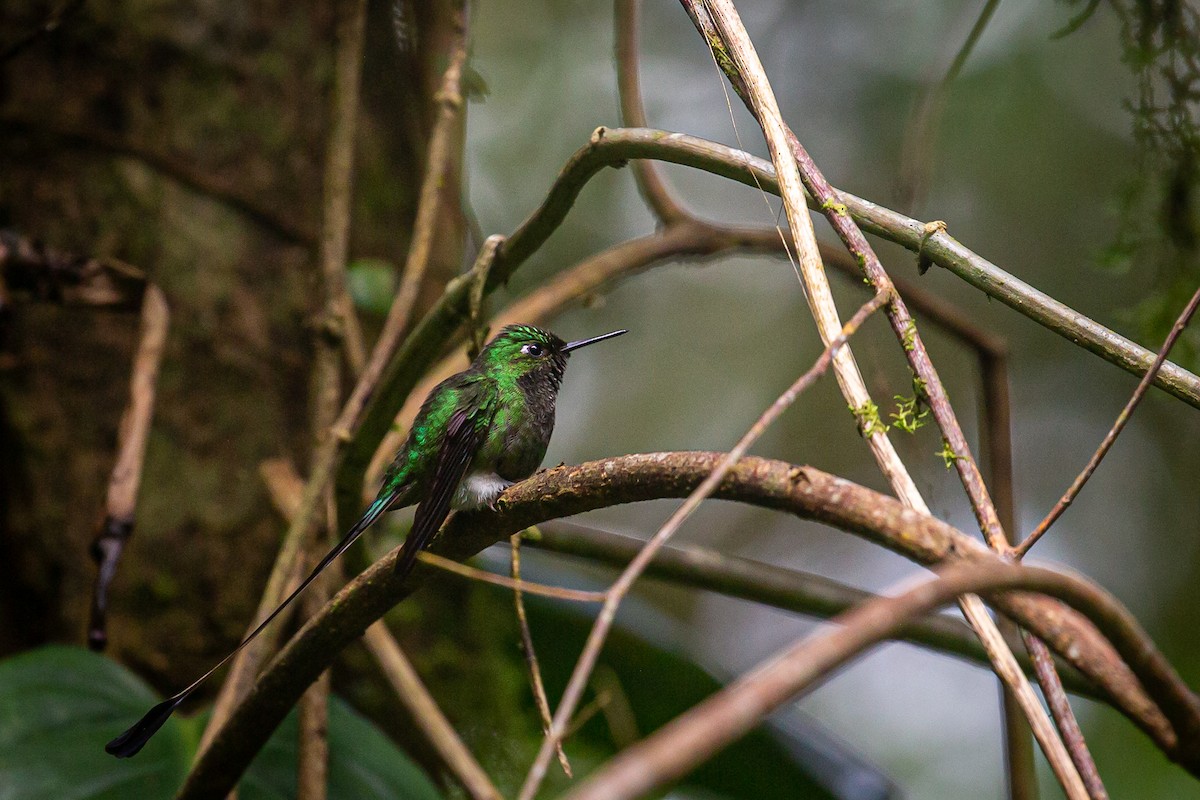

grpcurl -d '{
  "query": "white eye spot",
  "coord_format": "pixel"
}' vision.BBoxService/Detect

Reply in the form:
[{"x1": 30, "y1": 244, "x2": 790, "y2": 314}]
[{"x1": 521, "y1": 343, "x2": 545, "y2": 356}]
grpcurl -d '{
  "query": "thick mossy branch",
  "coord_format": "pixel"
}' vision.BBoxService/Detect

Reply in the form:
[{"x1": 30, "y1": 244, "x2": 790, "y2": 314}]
[{"x1": 179, "y1": 453, "x2": 1197, "y2": 798}]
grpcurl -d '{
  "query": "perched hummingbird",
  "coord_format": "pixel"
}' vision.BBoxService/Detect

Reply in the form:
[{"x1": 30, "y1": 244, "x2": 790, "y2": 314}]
[{"x1": 105, "y1": 323, "x2": 627, "y2": 758}]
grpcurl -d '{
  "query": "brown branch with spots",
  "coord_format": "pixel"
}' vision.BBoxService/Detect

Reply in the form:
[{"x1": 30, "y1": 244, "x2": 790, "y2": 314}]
[{"x1": 176, "y1": 452, "x2": 1200, "y2": 798}]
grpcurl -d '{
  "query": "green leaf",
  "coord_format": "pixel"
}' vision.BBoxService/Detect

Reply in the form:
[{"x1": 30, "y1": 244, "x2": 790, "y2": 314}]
[
  {"x1": 0, "y1": 645, "x2": 193, "y2": 800},
  {"x1": 347, "y1": 259, "x2": 399, "y2": 314},
  {"x1": 0, "y1": 646, "x2": 442, "y2": 800},
  {"x1": 239, "y1": 699, "x2": 442, "y2": 800},
  {"x1": 524, "y1": 599, "x2": 850, "y2": 799}
]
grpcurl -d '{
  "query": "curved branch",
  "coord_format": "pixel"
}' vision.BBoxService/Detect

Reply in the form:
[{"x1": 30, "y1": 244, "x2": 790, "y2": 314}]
[
  {"x1": 564, "y1": 560, "x2": 1168, "y2": 800},
  {"x1": 341, "y1": 125, "x2": 1200, "y2": 532},
  {"x1": 362, "y1": 232, "x2": 1004, "y2": 500},
  {"x1": 616, "y1": 0, "x2": 689, "y2": 223},
  {"x1": 518, "y1": 287, "x2": 891, "y2": 799},
  {"x1": 362, "y1": 221, "x2": 783, "y2": 492},
  {"x1": 177, "y1": 454, "x2": 1200, "y2": 798},
  {"x1": 545, "y1": 128, "x2": 1200, "y2": 408},
  {"x1": 525, "y1": 522, "x2": 1098, "y2": 698}
]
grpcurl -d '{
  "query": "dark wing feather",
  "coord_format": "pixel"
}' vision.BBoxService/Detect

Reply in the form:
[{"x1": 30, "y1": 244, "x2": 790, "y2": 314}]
[{"x1": 393, "y1": 399, "x2": 487, "y2": 578}]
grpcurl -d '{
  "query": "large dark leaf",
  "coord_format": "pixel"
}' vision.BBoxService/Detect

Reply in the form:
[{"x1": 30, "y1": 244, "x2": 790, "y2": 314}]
[
  {"x1": 239, "y1": 696, "x2": 442, "y2": 800},
  {"x1": 0, "y1": 645, "x2": 194, "y2": 800},
  {"x1": 0, "y1": 646, "x2": 442, "y2": 800},
  {"x1": 523, "y1": 596, "x2": 867, "y2": 799}
]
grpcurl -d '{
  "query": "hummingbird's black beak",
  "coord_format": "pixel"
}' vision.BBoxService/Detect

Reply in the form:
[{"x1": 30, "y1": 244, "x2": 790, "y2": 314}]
[{"x1": 563, "y1": 329, "x2": 628, "y2": 353}]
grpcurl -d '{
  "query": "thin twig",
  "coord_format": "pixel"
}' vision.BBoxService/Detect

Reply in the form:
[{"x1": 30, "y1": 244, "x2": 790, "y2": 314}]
[
  {"x1": 314, "y1": 0, "x2": 369, "y2": 376},
  {"x1": 88, "y1": 285, "x2": 170, "y2": 650},
  {"x1": 1010, "y1": 283, "x2": 1200, "y2": 794},
  {"x1": 1015, "y1": 283, "x2": 1200, "y2": 557},
  {"x1": 616, "y1": 0, "x2": 688, "y2": 224},
  {"x1": 363, "y1": 624, "x2": 504, "y2": 800},
  {"x1": 296, "y1": 2, "x2": 370, "y2": 793},
  {"x1": 420, "y1": 549, "x2": 606, "y2": 603},
  {"x1": 1024, "y1": 631, "x2": 1108, "y2": 799},
  {"x1": 298, "y1": 559, "x2": 333, "y2": 800},
  {"x1": 896, "y1": 0, "x2": 1001, "y2": 212},
  {"x1": 968, "y1": 299, "x2": 1038, "y2": 800},
  {"x1": 999, "y1": 619, "x2": 1041, "y2": 800},
  {"x1": 523, "y1": 522, "x2": 1098, "y2": 697},
  {"x1": 511, "y1": 534, "x2": 573, "y2": 777},
  {"x1": 516, "y1": 289, "x2": 891, "y2": 800},
  {"x1": 561, "y1": 561, "x2": 1176, "y2": 800},
  {"x1": 1, "y1": 236, "x2": 170, "y2": 651},
  {"x1": 175, "y1": 453, "x2": 1200, "y2": 798}
]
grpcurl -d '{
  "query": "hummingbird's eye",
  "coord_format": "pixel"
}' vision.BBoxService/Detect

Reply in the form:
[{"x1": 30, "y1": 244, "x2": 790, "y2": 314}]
[{"x1": 521, "y1": 343, "x2": 545, "y2": 357}]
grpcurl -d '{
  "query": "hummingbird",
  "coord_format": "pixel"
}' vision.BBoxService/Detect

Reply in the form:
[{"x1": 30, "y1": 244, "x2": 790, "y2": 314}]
[{"x1": 105, "y1": 323, "x2": 627, "y2": 758}]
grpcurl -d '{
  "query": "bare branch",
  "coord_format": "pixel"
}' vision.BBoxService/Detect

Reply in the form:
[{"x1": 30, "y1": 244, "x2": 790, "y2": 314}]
[
  {"x1": 387, "y1": 7, "x2": 469, "y2": 342},
  {"x1": 297, "y1": 3, "x2": 371, "y2": 791},
  {"x1": 999, "y1": 618, "x2": 1041, "y2": 800},
  {"x1": 174, "y1": 452, "x2": 1200, "y2": 798},
  {"x1": 511, "y1": 535, "x2": 573, "y2": 777},
  {"x1": 1016, "y1": 283, "x2": 1200, "y2": 557},
  {"x1": 896, "y1": 0, "x2": 1001, "y2": 212},
  {"x1": 497, "y1": 126, "x2": 1200, "y2": 409},
  {"x1": 682, "y1": 1, "x2": 1083, "y2": 793},
  {"x1": 363, "y1": 624, "x2": 504, "y2": 800},
  {"x1": 1024, "y1": 632, "x2": 1108, "y2": 798},
  {"x1": 88, "y1": 285, "x2": 170, "y2": 650},
  {"x1": 419, "y1": 550, "x2": 606, "y2": 603},
  {"x1": 562, "y1": 561, "x2": 1169, "y2": 800},
  {"x1": 314, "y1": 0, "x2": 369, "y2": 375},
  {"x1": 615, "y1": 0, "x2": 689, "y2": 224},
  {"x1": 516, "y1": 281, "x2": 889, "y2": 800},
  {"x1": 525, "y1": 522, "x2": 1097, "y2": 698}
]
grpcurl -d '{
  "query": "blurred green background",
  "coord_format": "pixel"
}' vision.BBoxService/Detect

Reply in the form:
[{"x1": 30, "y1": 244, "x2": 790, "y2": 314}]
[
  {"x1": 467, "y1": 2, "x2": 1200, "y2": 797},
  {"x1": 2, "y1": 0, "x2": 1198, "y2": 798}
]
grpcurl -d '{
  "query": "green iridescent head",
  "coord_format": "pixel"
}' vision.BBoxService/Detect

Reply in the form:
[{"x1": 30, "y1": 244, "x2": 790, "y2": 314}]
[{"x1": 474, "y1": 324, "x2": 627, "y2": 390}]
